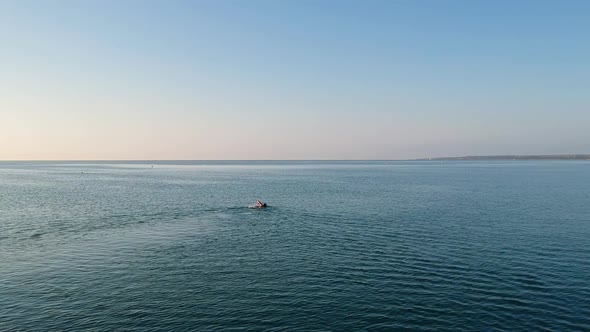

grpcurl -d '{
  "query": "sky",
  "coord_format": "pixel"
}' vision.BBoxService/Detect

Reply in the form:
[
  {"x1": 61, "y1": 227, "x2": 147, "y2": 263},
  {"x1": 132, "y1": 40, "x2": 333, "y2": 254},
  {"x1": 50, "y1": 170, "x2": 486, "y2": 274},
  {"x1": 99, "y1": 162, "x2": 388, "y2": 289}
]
[{"x1": 1, "y1": 0, "x2": 589, "y2": 160}]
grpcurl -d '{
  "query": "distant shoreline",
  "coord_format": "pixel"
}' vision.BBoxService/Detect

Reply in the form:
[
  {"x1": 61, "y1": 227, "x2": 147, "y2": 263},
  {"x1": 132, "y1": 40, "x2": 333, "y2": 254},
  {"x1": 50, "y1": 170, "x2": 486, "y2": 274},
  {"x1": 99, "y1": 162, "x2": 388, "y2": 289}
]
[{"x1": 415, "y1": 154, "x2": 590, "y2": 161}]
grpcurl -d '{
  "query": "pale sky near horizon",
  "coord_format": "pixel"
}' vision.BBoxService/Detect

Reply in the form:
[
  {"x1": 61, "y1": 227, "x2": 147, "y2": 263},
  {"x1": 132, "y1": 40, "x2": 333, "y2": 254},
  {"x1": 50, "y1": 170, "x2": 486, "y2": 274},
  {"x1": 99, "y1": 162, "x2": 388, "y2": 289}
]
[{"x1": 1, "y1": 0, "x2": 589, "y2": 160}]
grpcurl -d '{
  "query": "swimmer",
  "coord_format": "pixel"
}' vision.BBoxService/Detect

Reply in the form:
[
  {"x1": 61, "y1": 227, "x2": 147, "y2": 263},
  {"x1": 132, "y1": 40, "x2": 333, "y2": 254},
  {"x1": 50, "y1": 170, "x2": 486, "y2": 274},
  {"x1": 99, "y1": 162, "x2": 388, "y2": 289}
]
[{"x1": 256, "y1": 199, "x2": 267, "y2": 208}]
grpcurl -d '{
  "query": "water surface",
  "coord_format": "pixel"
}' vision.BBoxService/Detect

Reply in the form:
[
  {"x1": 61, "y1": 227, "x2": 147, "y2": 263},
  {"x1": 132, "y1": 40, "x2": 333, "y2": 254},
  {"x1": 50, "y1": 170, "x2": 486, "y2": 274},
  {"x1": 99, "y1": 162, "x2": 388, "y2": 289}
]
[{"x1": 1, "y1": 161, "x2": 589, "y2": 330}]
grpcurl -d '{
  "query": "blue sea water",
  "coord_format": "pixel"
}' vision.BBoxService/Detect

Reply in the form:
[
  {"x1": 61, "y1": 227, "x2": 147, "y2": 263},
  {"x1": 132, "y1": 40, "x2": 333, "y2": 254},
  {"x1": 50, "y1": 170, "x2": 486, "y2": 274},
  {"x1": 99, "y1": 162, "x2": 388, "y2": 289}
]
[{"x1": 1, "y1": 161, "x2": 589, "y2": 331}]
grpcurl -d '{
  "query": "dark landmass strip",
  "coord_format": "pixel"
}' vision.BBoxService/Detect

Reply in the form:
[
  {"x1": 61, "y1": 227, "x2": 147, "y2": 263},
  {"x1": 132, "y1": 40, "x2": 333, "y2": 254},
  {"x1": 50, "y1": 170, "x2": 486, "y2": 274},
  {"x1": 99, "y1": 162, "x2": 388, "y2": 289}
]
[{"x1": 417, "y1": 154, "x2": 590, "y2": 161}]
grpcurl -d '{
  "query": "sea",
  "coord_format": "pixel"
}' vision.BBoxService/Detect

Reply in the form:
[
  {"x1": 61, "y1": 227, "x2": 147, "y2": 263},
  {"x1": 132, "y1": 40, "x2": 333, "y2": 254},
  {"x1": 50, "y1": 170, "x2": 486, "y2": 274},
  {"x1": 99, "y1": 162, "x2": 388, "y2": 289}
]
[{"x1": 1, "y1": 160, "x2": 589, "y2": 331}]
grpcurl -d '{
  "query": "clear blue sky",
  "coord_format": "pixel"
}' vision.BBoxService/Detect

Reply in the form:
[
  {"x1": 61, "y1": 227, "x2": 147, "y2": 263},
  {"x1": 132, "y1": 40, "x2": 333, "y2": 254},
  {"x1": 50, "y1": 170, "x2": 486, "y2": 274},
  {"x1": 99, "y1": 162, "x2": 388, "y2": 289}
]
[{"x1": 1, "y1": 0, "x2": 588, "y2": 159}]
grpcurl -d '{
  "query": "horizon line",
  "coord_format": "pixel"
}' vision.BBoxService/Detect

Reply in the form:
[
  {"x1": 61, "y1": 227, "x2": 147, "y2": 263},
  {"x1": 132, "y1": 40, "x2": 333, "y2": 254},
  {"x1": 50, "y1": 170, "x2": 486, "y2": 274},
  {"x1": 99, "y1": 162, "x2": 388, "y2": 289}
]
[{"x1": 2, "y1": 153, "x2": 590, "y2": 162}]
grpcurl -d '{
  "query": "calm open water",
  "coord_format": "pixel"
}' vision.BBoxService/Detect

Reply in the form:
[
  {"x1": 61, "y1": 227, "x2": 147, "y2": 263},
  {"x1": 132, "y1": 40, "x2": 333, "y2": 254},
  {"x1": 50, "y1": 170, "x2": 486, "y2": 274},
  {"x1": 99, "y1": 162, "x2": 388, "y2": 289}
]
[{"x1": 1, "y1": 161, "x2": 589, "y2": 331}]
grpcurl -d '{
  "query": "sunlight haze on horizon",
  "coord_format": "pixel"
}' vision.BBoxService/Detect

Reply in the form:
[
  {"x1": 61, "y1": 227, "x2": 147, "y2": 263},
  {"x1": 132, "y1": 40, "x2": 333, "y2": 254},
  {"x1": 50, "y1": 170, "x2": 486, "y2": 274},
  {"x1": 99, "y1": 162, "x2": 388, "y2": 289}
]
[{"x1": 1, "y1": 0, "x2": 589, "y2": 160}]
